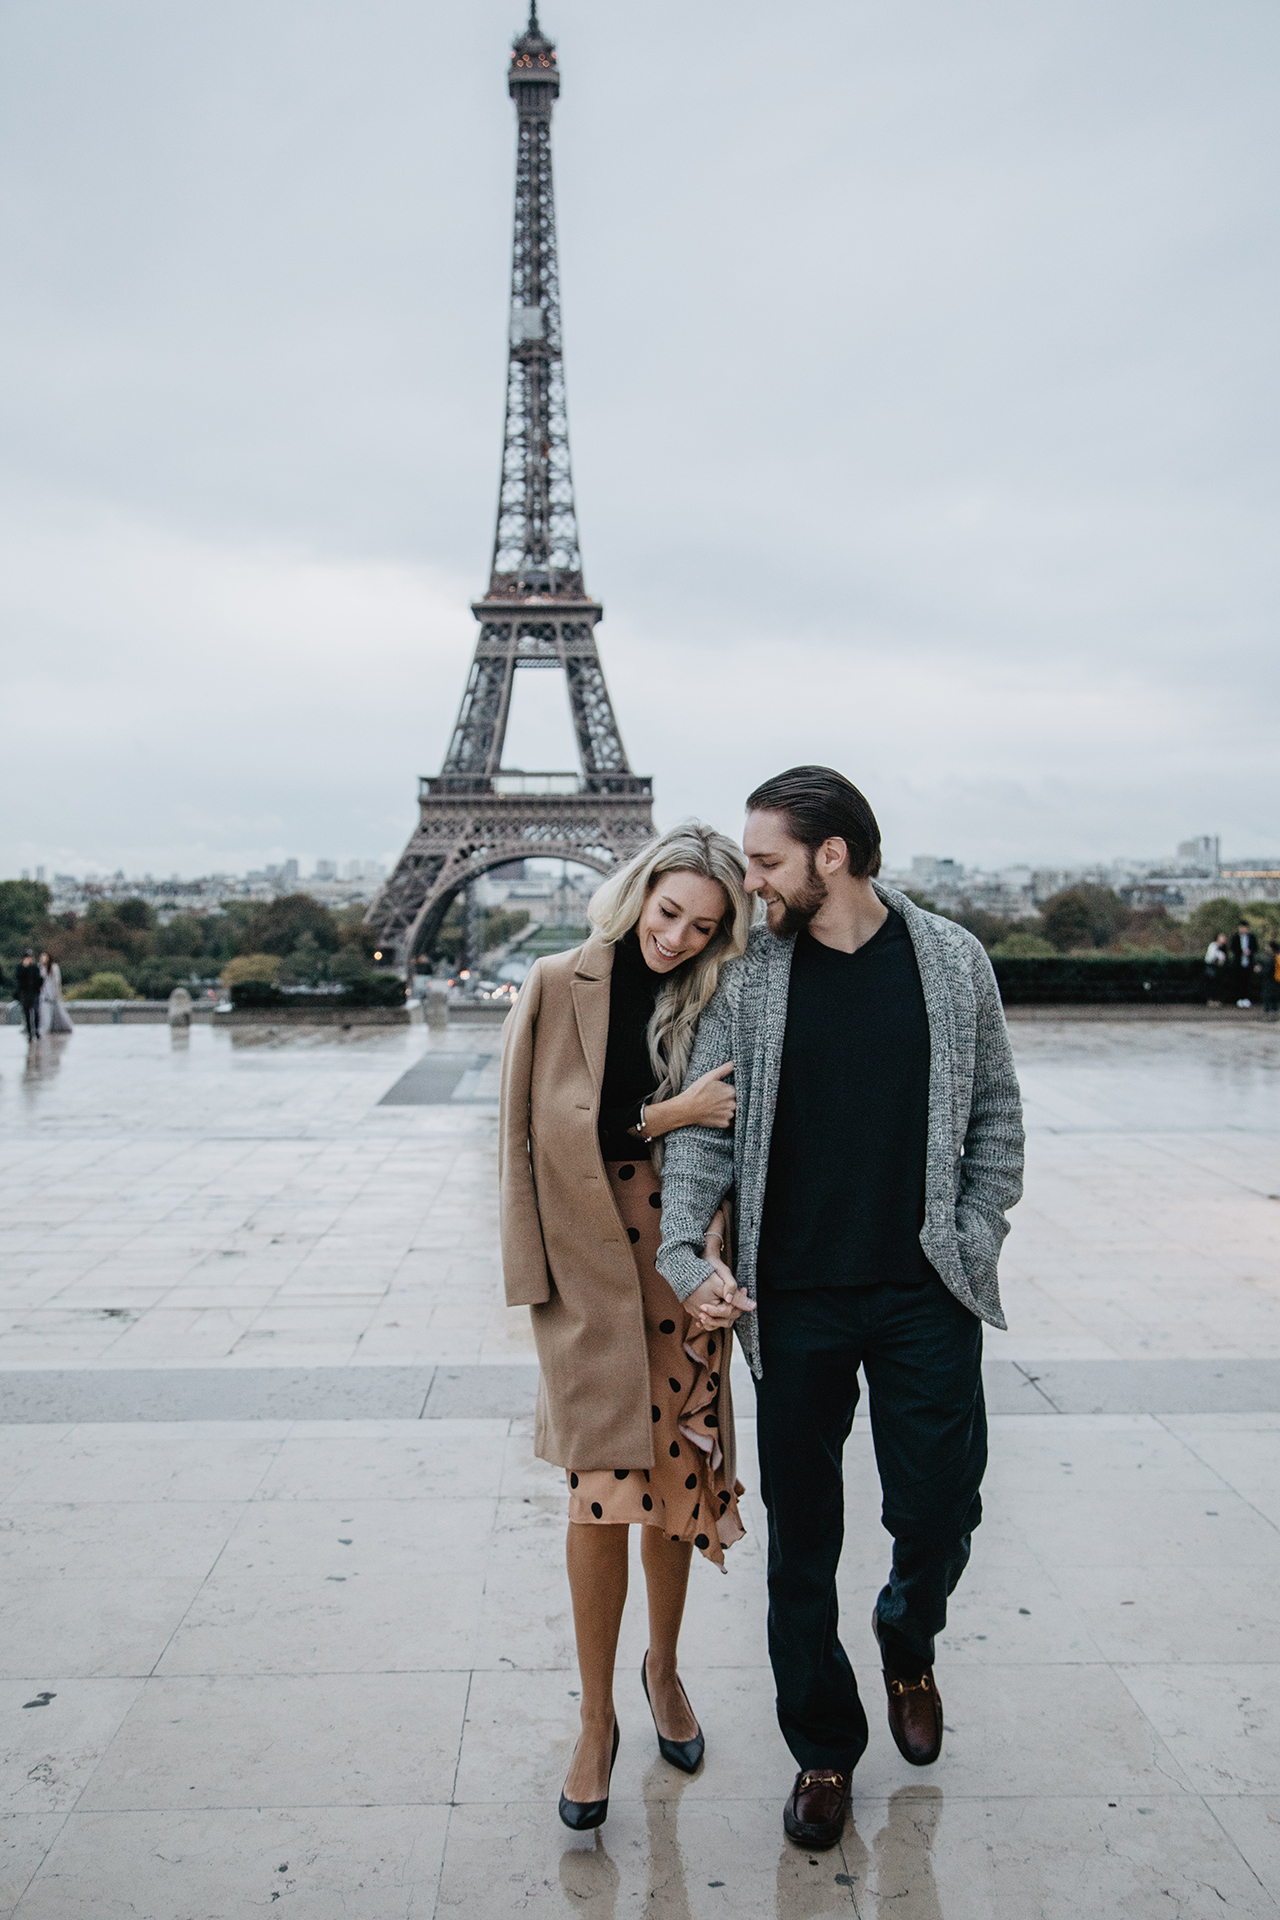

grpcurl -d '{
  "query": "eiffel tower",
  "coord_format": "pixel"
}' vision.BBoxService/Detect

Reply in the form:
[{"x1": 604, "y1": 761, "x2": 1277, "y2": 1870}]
[{"x1": 369, "y1": 5, "x2": 655, "y2": 971}]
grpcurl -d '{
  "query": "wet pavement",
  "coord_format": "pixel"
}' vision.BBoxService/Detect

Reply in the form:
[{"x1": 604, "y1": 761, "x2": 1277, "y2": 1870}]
[{"x1": 0, "y1": 1016, "x2": 1277, "y2": 1916}]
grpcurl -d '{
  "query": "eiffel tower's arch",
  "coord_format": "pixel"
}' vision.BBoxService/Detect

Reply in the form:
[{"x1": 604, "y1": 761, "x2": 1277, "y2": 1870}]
[{"x1": 385, "y1": 800, "x2": 646, "y2": 967}]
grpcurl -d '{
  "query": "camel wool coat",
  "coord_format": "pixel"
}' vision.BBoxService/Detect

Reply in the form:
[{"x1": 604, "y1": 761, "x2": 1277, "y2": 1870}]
[{"x1": 499, "y1": 934, "x2": 734, "y2": 1475}]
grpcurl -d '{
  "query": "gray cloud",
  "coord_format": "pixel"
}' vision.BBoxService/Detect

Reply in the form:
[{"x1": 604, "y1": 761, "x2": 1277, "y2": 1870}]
[{"x1": 1, "y1": 0, "x2": 1276, "y2": 875}]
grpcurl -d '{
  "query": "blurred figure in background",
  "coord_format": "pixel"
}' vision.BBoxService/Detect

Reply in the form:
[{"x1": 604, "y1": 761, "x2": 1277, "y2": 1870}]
[
  {"x1": 16, "y1": 951, "x2": 43, "y2": 1042},
  {"x1": 38, "y1": 952, "x2": 73, "y2": 1035},
  {"x1": 1203, "y1": 933, "x2": 1228, "y2": 1006},
  {"x1": 1263, "y1": 941, "x2": 1280, "y2": 1018},
  {"x1": 1229, "y1": 921, "x2": 1260, "y2": 1007}
]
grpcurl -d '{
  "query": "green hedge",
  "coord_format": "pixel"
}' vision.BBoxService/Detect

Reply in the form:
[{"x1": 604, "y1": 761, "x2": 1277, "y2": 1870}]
[
  {"x1": 992, "y1": 956, "x2": 1206, "y2": 1005},
  {"x1": 230, "y1": 975, "x2": 406, "y2": 1010}
]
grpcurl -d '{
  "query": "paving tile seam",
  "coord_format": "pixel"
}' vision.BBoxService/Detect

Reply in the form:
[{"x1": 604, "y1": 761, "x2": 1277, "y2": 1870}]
[{"x1": 23, "y1": 1792, "x2": 1264, "y2": 1804}]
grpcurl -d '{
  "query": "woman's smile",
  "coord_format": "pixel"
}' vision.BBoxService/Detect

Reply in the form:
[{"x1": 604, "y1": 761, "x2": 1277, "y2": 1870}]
[{"x1": 636, "y1": 871, "x2": 729, "y2": 975}]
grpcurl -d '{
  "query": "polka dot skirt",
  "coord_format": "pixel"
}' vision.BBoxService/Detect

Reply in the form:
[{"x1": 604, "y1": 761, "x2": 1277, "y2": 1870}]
[{"x1": 566, "y1": 1158, "x2": 745, "y2": 1567}]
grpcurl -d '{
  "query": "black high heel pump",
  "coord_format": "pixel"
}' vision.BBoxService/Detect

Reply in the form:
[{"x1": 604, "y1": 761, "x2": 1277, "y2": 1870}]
[
  {"x1": 641, "y1": 1652, "x2": 705, "y2": 1774},
  {"x1": 558, "y1": 1719, "x2": 620, "y2": 1831}
]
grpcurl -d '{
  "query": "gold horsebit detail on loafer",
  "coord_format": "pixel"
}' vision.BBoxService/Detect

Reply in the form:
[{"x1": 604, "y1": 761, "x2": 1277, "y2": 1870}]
[
  {"x1": 798, "y1": 1771, "x2": 846, "y2": 1790},
  {"x1": 887, "y1": 1674, "x2": 933, "y2": 1696}
]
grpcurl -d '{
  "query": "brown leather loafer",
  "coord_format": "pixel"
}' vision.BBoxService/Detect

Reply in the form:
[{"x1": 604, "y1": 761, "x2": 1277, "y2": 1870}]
[
  {"x1": 873, "y1": 1612, "x2": 943, "y2": 1766},
  {"x1": 782, "y1": 1768, "x2": 852, "y2": 1850}
]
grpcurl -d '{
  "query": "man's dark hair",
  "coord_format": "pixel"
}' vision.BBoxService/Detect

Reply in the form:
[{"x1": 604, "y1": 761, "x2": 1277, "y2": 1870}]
[{"x1": 746, "y1": 766, "x2": 882, "y2": 879}]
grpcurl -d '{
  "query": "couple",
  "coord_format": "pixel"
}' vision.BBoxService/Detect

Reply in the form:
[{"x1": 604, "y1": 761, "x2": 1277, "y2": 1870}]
[
  {"x1": 15, "y1": 950, "x2": 72, "y2": 1041},
  {"x1": 499, "y1": 765, "x2": 1025, "y2": 1850}
]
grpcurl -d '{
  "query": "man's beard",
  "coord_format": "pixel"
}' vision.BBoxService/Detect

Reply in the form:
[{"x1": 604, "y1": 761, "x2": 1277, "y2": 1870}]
[{"x1": 769, "y1": 851, "x2": 827, "y2": 937}]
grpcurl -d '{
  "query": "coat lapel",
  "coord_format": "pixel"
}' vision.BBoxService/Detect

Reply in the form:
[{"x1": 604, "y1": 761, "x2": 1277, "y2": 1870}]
[
  {"x1": 570, "y1": 934, "x2": 614, "y2": 1092},
  {"x1": 745, "y1": 931, "x2": 795, "y2": 1225},
  {"x1": 879, "y1": 881, "x2": 960, "y2": 1186}
]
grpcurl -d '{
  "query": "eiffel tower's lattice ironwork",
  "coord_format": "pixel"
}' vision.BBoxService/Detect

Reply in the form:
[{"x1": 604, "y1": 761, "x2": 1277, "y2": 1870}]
[{"x1": 369, "y1": 4, "x2": 654, "y2": 971}]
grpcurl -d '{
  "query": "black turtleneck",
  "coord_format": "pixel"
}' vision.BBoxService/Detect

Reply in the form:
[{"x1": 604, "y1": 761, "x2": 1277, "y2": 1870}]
[{"x1": 597, "y1": 929, "x2": 662, "y2": 1161}]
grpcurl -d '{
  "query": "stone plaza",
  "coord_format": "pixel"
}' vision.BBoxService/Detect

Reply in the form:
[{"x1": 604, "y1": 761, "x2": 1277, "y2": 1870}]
[{"x1": 0, "y1": 1012, "x2": 1278, "y2": 1917}]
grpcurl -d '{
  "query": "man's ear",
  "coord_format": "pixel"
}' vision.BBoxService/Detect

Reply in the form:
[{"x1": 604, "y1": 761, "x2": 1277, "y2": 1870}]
[{"x1": 818, "y1": 836, "x2": 849, "y2": 876}]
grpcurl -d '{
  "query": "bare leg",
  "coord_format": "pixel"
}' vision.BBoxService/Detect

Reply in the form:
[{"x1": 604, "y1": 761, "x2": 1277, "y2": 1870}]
[
  {"x1": 563, "y1": 1521, "x2": 629, "y2": 1801},
  {"x1": 640, "y1": 1528, "x2": 700, "y2": 1741}
]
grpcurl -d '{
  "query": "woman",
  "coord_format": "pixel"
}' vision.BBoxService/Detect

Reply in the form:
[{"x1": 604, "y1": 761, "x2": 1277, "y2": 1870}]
[
  {"x1": 499, "y1": 823, "x2": 753, "y2": 1830},
  {"x1": 1204, "y1": 933, "x2": 1228, "y2": 1006},
  {"x1": 38, "y1": 953, "x2": 73, "y2": 1036}
]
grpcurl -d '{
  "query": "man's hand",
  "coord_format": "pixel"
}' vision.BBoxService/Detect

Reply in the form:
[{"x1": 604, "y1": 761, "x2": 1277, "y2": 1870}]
[{"x1": 685, "y1": 1259, "x2": 756, "y2": 1334}]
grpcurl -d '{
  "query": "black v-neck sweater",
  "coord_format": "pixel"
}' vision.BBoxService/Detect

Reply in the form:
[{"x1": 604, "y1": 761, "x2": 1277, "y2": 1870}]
[{"x1": 756, "y1": 909, "x2": 935, "y2": 1288}]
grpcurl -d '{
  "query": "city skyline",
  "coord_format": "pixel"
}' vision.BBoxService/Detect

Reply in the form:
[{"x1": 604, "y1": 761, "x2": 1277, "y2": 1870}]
[
  {"x1": 1, "y1": 1, "x2": 1276, "y2": 877},
  {"x1": 17, "y1": 831, "x2": 1277, "y2": 894}
]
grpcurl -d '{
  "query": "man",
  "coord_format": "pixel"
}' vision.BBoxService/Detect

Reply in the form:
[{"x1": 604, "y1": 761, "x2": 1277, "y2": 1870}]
[
  {"x1": 657, "y1": 767, "x2": 1024, "y2": 1850},
  {"x1": 1229, "y1": 921, "x2": 1260, "y2": 1008},
  {"x1": 16, "y1": 950, "x2": 44, "y2": 1043},
  {"x1": 1263, "y1": 941, "x2": 1280, "y2": 1017}
]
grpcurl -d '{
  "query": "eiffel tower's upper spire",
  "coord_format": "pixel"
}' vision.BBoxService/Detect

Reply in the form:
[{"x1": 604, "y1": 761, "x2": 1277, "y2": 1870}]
[
  {"x1": 490, "y1": 7, "x2": 580, "y2": 598},
  {"x1": 508, "y1": 5, "x2": 559, "y2": 97}
]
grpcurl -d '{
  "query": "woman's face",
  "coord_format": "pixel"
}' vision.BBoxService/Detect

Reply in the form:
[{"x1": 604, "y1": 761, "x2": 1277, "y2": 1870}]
[{"x1": 636, "y1": 871, "x2": 728, "y2": 975}]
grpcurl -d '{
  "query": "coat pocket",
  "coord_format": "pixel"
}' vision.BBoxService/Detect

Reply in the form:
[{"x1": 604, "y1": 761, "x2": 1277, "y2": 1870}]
[{"x1": 953, "y1": 1202, "x2": 1006, "y2": 1287}]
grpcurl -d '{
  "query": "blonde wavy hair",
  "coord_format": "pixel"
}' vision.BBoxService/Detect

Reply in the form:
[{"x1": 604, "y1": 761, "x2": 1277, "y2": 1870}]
[{"x1": 588, "y1": 822, "x2": 751, "y2": 1144}]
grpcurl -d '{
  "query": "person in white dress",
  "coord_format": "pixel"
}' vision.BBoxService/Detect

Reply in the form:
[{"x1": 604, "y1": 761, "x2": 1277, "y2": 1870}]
[{"x1": 38, "y1": 954, "x2": 74, "y2": 1035}]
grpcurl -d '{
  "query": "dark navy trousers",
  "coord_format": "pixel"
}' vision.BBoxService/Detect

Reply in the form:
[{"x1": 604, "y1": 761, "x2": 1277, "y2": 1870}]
[{"x1": 752, "y1": 1275, "x2": 986, "y2": 1773}]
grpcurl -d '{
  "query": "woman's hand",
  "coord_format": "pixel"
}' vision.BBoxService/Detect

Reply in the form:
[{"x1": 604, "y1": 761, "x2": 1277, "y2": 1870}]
[
  {"x1": 675, "y1": 1062, "x2": 736, "y2": 1131},
  {"x1": 635, "y1": 1064, "x2": 735, "y2": 1141},
  {"x1": 685, "y1": 1259, "x2": 756, "y2": 1335}
]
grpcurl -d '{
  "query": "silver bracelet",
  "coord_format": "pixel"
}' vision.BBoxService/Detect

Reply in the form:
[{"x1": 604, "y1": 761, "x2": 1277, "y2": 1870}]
[{"x1": 637, "y1": 1102, "x2": 654, "y2": 1144}]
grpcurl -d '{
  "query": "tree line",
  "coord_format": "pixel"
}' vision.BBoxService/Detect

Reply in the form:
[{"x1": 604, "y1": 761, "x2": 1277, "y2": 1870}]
[
  {"x1": 901, "y1": 883, "x2": 1280, "y2": 959},
  {"x1": 3, "y1": 875, "x2": 1274, "y2": 999},
  {"x1": 0, "y1": 886, "x2": 379, "y2": 1000},
  {"x1": 0, "y1": 882, "x2": 534, "y2": 1000}
]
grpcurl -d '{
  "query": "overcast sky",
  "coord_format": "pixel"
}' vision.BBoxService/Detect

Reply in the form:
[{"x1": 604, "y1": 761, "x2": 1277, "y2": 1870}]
[{"x1": 1, "y1": 0, "x2": 1276, "y2": 878}]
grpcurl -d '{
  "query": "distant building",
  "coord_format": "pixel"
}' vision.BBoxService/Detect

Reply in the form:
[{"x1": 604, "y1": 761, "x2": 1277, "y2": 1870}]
[{"x1": 1177, "y1": 835, "x2": 1220, "y2": 871}]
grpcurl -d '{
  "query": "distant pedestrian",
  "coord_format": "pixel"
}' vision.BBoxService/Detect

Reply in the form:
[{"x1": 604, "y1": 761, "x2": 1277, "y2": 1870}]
[
  {"x1": 1203, "y1": 934, "x2": 1228, "y2": 1006},
  {"x1": 1229, "y1": 921, "x2": 1260, "y2": 1007},
  {"x1": 38, "y1": 953, "x2": 73, "y2": 1035},
  {"x1": 1263, "y1": 942, "x2": 1280, "y2": 1017},
  {"x1": 16, "y1": 950, "x2": 43, "y2": 1042}
]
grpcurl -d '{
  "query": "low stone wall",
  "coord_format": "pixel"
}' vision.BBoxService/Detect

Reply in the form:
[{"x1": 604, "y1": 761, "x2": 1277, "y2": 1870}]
[
  {"x1": 213, "y1": 1000, "x2": 423, "y2": 1028},
  {"x1": 4, "y1": 999, "x2": 216, "y2": 1026}
]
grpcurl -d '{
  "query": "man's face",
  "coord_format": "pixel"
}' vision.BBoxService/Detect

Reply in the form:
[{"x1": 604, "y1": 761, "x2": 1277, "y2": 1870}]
[{"x1": 743, "y1": 810, "x2": 828, "y2": 937}]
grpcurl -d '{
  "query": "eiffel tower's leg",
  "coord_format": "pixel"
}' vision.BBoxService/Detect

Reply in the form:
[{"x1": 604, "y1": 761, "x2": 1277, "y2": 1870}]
[
  {"x1": 563, "y1": 644, "x2": 630, "y2": 783},
  {"x1": 366, "y1": 848, "x2": 447, "y2": 970},
  {"x1": 442, "y1": 640, "x2": 517, "y2": 784}
]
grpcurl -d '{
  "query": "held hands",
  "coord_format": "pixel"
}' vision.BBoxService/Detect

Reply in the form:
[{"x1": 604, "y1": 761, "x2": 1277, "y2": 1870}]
[
  {"x1": 687, "y1": 1215, "x2": 755, "y2": 1335},
  {"x1": 677, "y1": 1061, "x2": 736, "y2": 1131},
  {"x1": 686, "y1": 1267, "x2": 755, "y2": 1334}
]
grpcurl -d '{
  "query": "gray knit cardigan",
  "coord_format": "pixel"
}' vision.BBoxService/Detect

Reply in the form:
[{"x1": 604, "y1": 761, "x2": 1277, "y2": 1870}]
[{"x1": 656, "y1": 882, "x2": 1025, "y2": 1378}]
